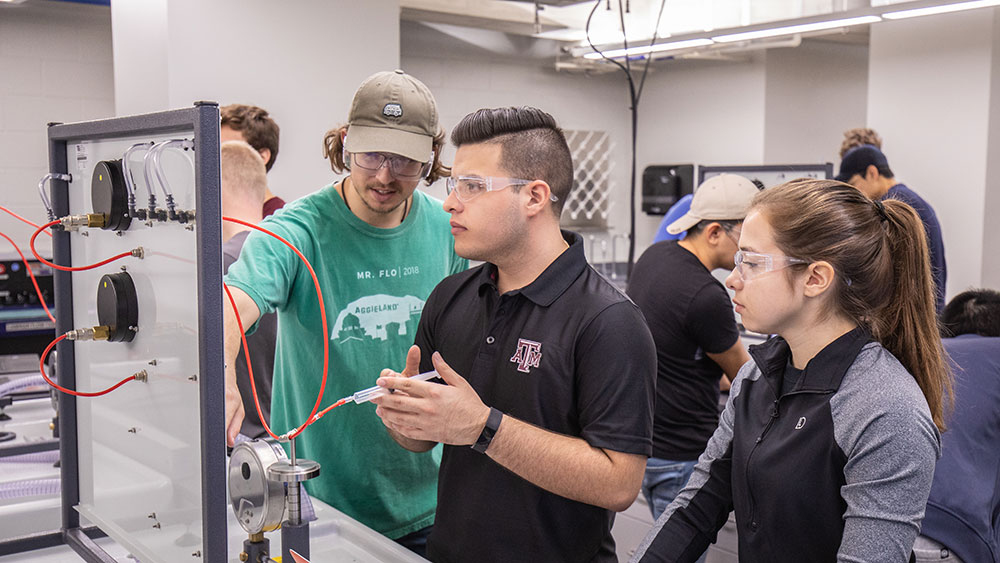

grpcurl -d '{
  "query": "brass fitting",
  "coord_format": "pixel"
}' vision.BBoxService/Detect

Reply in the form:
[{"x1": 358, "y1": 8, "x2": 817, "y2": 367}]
[
  {"x1": 60, "y1": 213, "x2": 106, "y2": 230},
  {"x1": 65, "y1": 325, "x2": 110, "y2": 341}
]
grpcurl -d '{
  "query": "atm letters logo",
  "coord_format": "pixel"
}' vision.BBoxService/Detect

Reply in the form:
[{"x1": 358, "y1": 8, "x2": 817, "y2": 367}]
[{"x1": 510, "y1": 339, "x2": 542, "y2": 373}]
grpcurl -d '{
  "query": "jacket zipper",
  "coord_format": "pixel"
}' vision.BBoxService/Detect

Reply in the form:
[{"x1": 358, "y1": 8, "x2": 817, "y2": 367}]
[
  {"x1": 743, "y1": 388, "x2": 836, "y2": 533},
  {"x1": 744, "y1": 397, "x2": 780, "y2": 532}
]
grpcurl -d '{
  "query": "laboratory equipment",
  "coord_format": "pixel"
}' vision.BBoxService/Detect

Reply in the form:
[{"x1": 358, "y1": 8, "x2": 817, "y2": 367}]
[{"x1": 346, "y1": 370, "x2": 439, "y2": 404}]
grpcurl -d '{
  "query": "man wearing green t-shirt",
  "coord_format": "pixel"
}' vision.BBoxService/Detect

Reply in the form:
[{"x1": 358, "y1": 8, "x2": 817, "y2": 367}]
[{"x1": 223, "y1": 70, "x2": 466, "y2": 556}]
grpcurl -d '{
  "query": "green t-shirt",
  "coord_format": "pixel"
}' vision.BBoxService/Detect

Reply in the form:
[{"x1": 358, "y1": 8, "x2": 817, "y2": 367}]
[{"x1": 225, "y1": 184, "x2": 467, "y2": 539}]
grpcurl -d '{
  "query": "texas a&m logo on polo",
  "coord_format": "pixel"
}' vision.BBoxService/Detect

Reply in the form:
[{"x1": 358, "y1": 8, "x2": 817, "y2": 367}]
[{"x1": 510, "y1": 338, "x2": 543, "y2": 373}]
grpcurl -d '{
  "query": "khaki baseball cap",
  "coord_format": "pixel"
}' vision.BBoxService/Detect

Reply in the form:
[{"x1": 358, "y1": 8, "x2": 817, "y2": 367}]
[
  {"x1": 344, "y1": 69, "x2": 439, "y2": 163},
  {"x1": 666, "y1": 173, "x2": 760, "y2": 234}
]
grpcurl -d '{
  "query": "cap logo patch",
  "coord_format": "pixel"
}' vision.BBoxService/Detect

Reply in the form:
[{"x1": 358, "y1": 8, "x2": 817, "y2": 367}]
[{"x1": 383, "y1": 103, "x2": 403, "y2": 118}]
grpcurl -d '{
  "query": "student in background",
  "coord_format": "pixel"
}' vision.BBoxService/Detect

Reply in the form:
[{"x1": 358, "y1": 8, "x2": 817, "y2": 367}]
[
  {"x1": 914, "y1": 288, "x2": 1000, "y2": 563},
  {"x1": 634, "y1": 179, "x2": 952, "y2": 563},
  {"x1": 628, "y1": 174, "x2": 757, "y2": 540},
  {"x1": 220, "y1": 140, "x2": 277, "y2": 439},
  {"x1": 220, "y1": 103, "x2": 286, "y2": 216},
  {"x1": 839, "y1": 127, "x2": 883, "y2": 158}
]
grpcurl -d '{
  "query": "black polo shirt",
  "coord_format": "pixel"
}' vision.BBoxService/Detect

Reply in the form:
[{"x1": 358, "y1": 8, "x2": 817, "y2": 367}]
[{"x1": 415, "y1": 230, "x2": 656, "y2": 563}]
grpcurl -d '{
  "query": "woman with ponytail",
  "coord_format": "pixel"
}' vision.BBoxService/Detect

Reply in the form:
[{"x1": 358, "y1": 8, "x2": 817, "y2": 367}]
[{"x1": 633, "y1": 179, "x2": 952, "y2": 563}]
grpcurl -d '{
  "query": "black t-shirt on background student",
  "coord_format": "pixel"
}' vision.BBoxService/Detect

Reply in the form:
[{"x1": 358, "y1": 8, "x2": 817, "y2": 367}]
[
  {"x1": 415, "y1": 231, "x2": 656, "y2": 563},
  {"x1": 627, "y1": 241, "x2": 740, "y2": 461}
]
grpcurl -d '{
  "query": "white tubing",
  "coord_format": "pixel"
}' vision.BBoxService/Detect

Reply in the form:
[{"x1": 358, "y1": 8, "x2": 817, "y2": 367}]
[
  {"x1": 2, "y1": 450, "x2": 59, "y2": 464},
  {"x1": 0, "y1": 375, "x2": 46, "y2": 399},
  {"x1": 0, "y1": 478, "x2": 60, "y2": 500}
]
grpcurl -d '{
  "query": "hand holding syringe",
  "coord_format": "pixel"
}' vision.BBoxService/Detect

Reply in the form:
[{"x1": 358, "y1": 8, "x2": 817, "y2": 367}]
[
  {"x1": 285, "y1": 371, "x2": 441, "y2": 439},
  {"x1": 345, "y1": 370, "x2": 440, "y2": 404}
]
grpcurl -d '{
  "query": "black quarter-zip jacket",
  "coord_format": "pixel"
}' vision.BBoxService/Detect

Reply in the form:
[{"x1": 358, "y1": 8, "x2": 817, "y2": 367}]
[{"x1": 634, "y1": 328, "x2": 941, "y2": 563}]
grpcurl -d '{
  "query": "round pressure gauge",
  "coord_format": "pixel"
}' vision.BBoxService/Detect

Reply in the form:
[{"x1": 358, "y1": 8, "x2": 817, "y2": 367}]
[
  {"x1": 229, "y1": 439, "x2": 287, "y2": 535},
  {"x1": 96, "y1": 272, "x2": 138, "y2": 343},
  {"x1": 91, "y1": 159, "x2": 132, "y2": 231}
]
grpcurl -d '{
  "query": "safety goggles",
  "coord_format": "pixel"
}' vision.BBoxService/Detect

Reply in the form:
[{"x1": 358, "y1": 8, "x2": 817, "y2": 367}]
[
  {"x1": 733, "y1": 250, "x2": 808, "y2": 281},
  {"x1": 350, "y1": 151, "x2": 431, "y2": 179},
  {"x1": 445, "y1": 176, "x2": 558, "y2": 203}
]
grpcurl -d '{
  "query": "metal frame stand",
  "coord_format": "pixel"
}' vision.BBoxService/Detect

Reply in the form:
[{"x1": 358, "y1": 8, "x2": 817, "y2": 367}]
[{"x1": 0, "y1": 103, "x2": 225, "y2": 561}]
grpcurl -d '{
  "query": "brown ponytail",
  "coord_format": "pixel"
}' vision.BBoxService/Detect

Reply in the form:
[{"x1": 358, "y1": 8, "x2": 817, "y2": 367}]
[
  {"x1": 321, "y1": 124, "x2": 451, "y2": 186},
  {"x1": 322, "y1": 124, "x2": 351, "y2": 174},
  {"x1": 878, "y1": 198, "x2": 953, "y2": 430},
  {"x1": 753, "y1": 179, "x2": 953, "y2": 430}
]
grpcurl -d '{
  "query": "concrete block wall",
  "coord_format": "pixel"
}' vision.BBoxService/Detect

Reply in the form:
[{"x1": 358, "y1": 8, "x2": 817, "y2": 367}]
[{"x1": 0, "y1": 2, "x2": 115, "y2": 258}]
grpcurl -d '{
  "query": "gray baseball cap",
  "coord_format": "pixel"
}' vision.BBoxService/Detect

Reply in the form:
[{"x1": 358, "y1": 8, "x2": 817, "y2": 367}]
[
  {"x1": 344, "y1": 69, "x2": 439, "y2": 162},
  {"x1": 666, "y1": 174, "x2": 760, "y2": 234}
]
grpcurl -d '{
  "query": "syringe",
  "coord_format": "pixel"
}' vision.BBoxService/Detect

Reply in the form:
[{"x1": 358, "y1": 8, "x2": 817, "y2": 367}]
[{"x1": 345, "y1": 370, "x2": 440, "y2": 404}]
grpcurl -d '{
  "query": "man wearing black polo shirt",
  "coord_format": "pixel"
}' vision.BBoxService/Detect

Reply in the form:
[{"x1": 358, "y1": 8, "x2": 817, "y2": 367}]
[
  {"x1": 626, "y1": 174, "x2": 756, "y2": 533},
  {"x1": 373, "y1": 106, "x2": 656, "y2": 563}
]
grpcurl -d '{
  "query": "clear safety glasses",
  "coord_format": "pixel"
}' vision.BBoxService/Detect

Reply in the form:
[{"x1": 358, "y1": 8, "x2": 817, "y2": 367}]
[
  {"x1": 733, "y1": 250, "x2": 809, "y2": 281},
  {"x1": 351, "y1": 151, "x2": 431, "y2": 179},
  {"x1": 445, "y1": 176, "x2": 558, "y2": 203}
]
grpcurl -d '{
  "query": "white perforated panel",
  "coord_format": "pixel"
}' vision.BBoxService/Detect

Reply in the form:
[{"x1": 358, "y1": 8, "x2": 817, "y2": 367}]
[{"x1": 562, "y1": 130, "x2": 615, "y2": 230}]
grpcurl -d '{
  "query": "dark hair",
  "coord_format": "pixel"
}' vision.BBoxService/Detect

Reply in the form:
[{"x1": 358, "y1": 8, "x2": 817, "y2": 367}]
[
  {"x1": 686, "y1": 219, "x2": 741, "y2": 238},
  {"x1": 941, "y1": 288, "x2": 1000, "y2": 337},
  {"x1": 837, "y1": 145, "x2": 894, "y2": 182},
  {"x1": 321, "y1": 124, "x2": 450, "y2": 185},
  {"x1": 753, "y1": 179, "x2": 953, "y2": 431},
  {"x1": 220, "y1": 104, "x2": 280, "y2": 171},
  {"x1": 451, "y1": 107, "x2": 573, "y2": 217}
]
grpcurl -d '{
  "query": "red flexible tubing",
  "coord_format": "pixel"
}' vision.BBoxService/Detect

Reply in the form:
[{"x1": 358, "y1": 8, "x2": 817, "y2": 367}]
[
  {"x1": 227, "y1": 281, "x2": 346, "y2": 439},
  {"x1": 0, "y1": 205, "x2": 52, "y2": 237},
  {"x1": 311, "y1": 397, "x2": 351, "y2": 423},
  {"x1": 224, "y1": 282, "x2": 280, "y2": 441},
  {"x1": 21, "y1": 216, "x2": 337, "y2": 431},
  {"x1": 222, "y1": 216, "x2": 330, "y2": 440},
  {"x1": 30, "y1": 220, "x2": 133, "y2": 271},
  {"x1": 0, "y1": 230, "x2": 55, "y2": 323},
  {"x1": 38, "y1": 333, "x2": 139, "y2": 397}
]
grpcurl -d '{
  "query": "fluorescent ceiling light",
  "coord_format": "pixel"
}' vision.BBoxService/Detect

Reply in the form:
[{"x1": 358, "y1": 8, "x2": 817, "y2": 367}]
[
  {"x1": 711, "y1": 15, "x2": 881, "y2": 43},
  {"x1": 537, "y1": 29, "x2": 590, "y2": 42},
  {"x1": 583, "y1": 38, "x2": 714, "y2": 60},
  {"x1": 882, "y1": 0, "x2": 1000, "y2": 19}
]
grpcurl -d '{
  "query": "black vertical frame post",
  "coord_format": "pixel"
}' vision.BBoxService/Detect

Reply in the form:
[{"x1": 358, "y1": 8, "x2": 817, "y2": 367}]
[
  {"x1": 48, "y1": 126, "x2": 80, "y2": 534},
  {"x1": 193, "y1": 101, "x2": 226, "y2": 563}
]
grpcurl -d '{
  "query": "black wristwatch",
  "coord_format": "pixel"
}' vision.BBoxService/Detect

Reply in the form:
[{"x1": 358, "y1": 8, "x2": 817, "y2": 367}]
[{"x1": 472, "y1": 407, "x2": 503, "y2": 454}]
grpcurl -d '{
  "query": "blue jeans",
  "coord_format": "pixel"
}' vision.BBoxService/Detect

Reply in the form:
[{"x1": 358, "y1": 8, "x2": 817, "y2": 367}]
[
  {"x1": 642, "y1": 458, "x2": 698, "y2": 520},
  {"x1": 642, "y1": 457, "x2": 707, "y2": 563}
]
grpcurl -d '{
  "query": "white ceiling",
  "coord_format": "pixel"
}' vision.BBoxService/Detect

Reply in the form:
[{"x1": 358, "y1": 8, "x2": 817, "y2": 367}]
[{"x1": 401, "y1": 0, "x2": 919, "y2": 45}]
